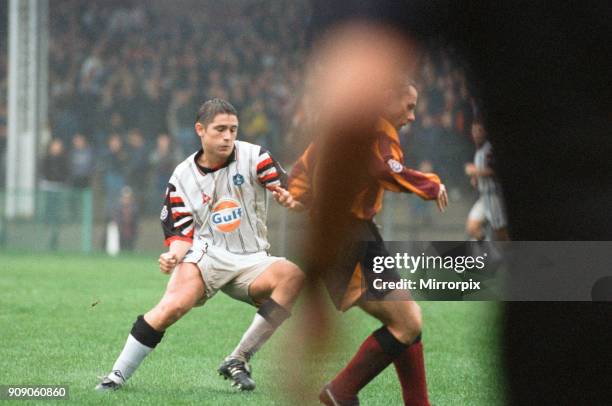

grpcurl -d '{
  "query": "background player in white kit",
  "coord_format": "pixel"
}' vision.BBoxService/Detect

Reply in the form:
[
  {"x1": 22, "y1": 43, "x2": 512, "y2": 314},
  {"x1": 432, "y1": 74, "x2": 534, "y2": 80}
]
[
  {"x1": 96, "y1": 98, "x2": 304, "y2": 392},
  {"x1": 465, "y1": 119, "x2": 509, "y2": 241}
]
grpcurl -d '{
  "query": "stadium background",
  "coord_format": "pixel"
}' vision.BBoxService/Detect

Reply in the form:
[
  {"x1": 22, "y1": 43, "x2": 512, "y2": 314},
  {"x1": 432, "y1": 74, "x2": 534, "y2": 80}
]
[
  {"x1": 0, "y1": 0, "x2": 477, "y2": 253},
  {"x1": 0, "y1": 1, "x2": 504, "y2": 405}
]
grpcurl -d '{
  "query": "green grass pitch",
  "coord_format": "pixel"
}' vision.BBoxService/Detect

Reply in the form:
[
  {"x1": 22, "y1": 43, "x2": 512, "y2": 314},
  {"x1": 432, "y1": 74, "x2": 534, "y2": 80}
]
[{"x1": 0, "y1": 252, "x2": 506, "y2": 405}]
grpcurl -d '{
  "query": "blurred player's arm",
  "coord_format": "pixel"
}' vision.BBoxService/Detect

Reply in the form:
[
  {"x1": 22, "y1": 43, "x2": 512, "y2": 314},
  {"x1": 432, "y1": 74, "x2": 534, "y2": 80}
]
[
  {"x1": 466, "y1": 148, "x2": 497, "y2": 178},
  {"x1": 465, "y1": 162, "x2": 495, "y2": 178},
  {"x1": 286, "y1": 143, "x2": 316, "y2": 211},
  {"x1": 376, "y1": 135, "x2": 448, "y2": 211},
  {"x1": 160, "y1": 181, "x2": 194, "y2": 273}
]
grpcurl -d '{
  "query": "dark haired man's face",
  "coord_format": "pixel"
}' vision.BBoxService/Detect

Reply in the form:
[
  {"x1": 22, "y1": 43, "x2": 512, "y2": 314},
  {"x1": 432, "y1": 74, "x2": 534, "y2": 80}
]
[
  {"x1": 195, "y1": 113, "x2": 238, "y2": 160},
  {"x1": 471, "y1": 123, "x2": 486, "y2": 146},
  {"x1": 384, "y1": 85, "x2": 418, "y2": 130}
]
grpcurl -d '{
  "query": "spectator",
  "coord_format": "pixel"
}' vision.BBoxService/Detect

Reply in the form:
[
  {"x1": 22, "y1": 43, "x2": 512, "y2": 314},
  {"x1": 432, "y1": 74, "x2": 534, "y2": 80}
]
[
  {"x1": 125, "y1": 128, "x2": 149, "y2": 210},
  {"x1": 99, "y1": 133, "x2": 128, "y2": 215},
  {"x1": 40, "y1": 138, "x2": 69, "y2": 250},
  {"x1": 110, "y1": 186, "x2": 140, "y2": 252},
  {"x1": 70, "y1": 133, "x2": 95, "y2": 189}
]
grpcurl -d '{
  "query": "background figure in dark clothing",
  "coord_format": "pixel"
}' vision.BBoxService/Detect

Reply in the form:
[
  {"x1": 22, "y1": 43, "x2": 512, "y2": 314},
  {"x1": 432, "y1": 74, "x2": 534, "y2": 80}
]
[
  {"x1": 40, "y1": 138, "x2": 69, "y2": 250},
  {"x1": 111, "y1": 186, "x2": 139, "y2": 252},
  {"x1": 125, "y1": 128, "x2": 149, "y2": 211},
  {"x1": 70, "y1": 133, "x2": 94, "y2": 189},
  {"x1": 99, "y1": 133, "x2": 128, "y2": 217}
]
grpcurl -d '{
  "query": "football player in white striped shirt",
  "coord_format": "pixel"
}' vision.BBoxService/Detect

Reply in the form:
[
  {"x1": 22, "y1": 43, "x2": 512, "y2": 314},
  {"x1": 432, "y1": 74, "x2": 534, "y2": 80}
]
[
  {"x1": 97, "y1": 99, "x2": 304, "y2": 392},
  {"x1": 465, "y1": 119, "x2": 509, "y2": 241}
]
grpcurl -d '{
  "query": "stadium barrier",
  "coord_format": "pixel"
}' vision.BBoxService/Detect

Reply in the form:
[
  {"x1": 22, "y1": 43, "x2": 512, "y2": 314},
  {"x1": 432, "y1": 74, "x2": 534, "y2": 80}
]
[
  {"x1": 0, "y1": 187, "x2": 468, "y2": 255},
  {"x1": 0, "y1": 187, "x2": 93, "y2": 253}
]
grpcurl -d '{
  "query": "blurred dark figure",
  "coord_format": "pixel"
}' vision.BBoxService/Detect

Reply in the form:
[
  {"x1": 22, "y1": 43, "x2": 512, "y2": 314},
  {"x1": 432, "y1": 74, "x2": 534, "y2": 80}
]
[
  {"x1": 69, "y1": 133, "x2": 94, "y2": 189},
  {"x1": 111, "y1": 186, "x2": 140, "y2": 252},
  {"x1": 99, "y1": 133, "x2": 128, "y2": 216},
  {"x1": 40, "y1": 138, "x2": 69, "y2": 250}
]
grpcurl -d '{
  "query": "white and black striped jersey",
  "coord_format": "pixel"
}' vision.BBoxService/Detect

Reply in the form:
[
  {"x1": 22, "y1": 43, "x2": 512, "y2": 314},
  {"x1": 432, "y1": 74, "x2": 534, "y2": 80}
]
[
  {"x1": 160, "y1": 140, "x2": 286, "y2": 254},
  {"x1": 474, "y1": 140, "x2": 500, "y2": 195}
]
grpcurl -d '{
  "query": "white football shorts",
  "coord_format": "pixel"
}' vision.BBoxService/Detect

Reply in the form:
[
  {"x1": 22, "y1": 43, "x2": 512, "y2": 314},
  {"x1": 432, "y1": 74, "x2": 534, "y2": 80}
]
[{"x1": 182, "y1": 242, "x2": 284, "y2": 305}]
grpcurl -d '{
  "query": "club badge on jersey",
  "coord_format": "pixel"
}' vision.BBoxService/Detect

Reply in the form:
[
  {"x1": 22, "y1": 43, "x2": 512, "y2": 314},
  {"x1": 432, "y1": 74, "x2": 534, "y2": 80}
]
[
  {"x1": 233, "y1": 174, "x2": 245, "y2": 186},
  {"x1": 387, "y1": 159, "x2": 403, "y2": 173},
  {"x1": 211, "y1": 198, "x2": 242, "y2": 233}
]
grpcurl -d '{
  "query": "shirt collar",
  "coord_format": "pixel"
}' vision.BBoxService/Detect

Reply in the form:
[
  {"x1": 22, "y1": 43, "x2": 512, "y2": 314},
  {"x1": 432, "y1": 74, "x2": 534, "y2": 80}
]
[
  {"x1": 376, "y1": 118, "x2": 400, "y2": 142},
  {"x1": 194, "y1": 146, "x2": 236, "y2": 174}
]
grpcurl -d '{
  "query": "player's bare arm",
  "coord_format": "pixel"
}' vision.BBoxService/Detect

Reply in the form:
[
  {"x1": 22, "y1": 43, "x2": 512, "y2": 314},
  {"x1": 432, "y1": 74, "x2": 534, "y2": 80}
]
[
  {"x1": 158, "y1": 240, "x2": 192, "y2": 274},
  {"x1": 271, "y1": 185, "x2": 305, "y2": 212}
]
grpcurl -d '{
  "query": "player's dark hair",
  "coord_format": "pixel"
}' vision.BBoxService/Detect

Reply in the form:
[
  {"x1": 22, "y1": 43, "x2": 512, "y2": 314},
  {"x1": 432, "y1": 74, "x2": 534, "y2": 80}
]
[{"x1": 195, "y1": 98, "x2": 238, "y2": 126}]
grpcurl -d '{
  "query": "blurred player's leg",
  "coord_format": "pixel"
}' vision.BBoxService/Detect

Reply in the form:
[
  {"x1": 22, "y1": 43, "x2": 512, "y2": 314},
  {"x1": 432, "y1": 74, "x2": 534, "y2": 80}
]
[
  {"x1": 466, "y1": 198, "x2": 487, "y2": 241},
  {"x1": 321, "y1": 297, "x2": 429, "y2": 406},
  {"x1": 96, "y1": 263, "x2": 205, "y2": 391},
  {"x1": 218, "y1": 260, "x2": 304, "y2": 390},
  {"x1": 483, "y1": 194, "x2": 509, "y2": 241}
]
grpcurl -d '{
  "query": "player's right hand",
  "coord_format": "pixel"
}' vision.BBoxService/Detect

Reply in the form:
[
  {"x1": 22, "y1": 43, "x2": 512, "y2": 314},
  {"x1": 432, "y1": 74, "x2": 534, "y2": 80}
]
[
  {"x1": 436, "y1": 184, "x2": 448, "y2": 213},
  {"x1": 465, "y1": 163, "x2": 477, "y2": 176},
  {"x1": 270, "y1": 186, "x2": 305, "y2": 211},
  {"x1": 159, "y1": 252, "x2": 178, "y2": 274}
]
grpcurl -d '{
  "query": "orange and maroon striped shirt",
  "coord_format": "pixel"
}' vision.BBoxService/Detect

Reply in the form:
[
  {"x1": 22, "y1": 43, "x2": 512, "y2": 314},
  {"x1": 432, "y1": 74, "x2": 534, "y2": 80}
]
[{"x1": 288, "y1": 118, "x2": 441, "y2": 220}]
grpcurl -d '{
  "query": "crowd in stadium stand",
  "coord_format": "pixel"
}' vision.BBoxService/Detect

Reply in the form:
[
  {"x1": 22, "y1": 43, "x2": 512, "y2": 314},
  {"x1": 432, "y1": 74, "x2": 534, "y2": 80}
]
[{"x1": 0, "y1": 0, "x2": 476, "y2": 215}]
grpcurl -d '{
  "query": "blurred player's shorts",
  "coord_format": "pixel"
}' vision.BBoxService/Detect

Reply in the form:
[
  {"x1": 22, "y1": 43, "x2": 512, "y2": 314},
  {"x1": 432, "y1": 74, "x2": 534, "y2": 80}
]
[{"x1": 323, "y1": 219, "x2": 402, "y2": 311}]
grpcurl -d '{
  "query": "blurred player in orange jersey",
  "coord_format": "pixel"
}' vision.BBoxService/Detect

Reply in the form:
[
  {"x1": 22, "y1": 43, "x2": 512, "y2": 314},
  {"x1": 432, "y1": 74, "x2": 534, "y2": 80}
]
[{"x1": 276, "y1": 72, "x2": 447, "y2": 405}]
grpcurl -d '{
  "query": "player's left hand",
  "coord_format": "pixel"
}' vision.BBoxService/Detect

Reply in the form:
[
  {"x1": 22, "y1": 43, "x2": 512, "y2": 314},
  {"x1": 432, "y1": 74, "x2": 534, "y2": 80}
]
[
  {"x1": 270, "y1": 186, "x2": 304, "y2": 211},
  {"x1": 436, "y1": 183, "x2": 448, "y2": 212}
]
